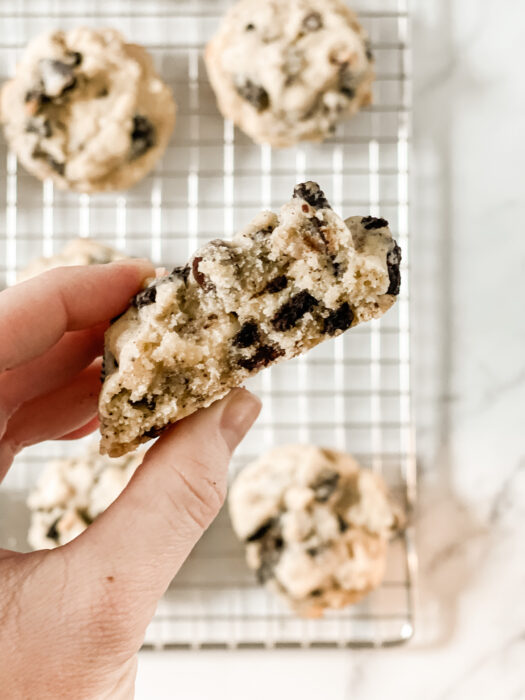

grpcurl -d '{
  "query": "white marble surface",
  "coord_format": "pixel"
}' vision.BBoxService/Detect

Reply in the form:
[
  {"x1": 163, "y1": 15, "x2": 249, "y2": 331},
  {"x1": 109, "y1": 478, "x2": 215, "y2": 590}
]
[{"x1": 136, "y1": 1, "x2": 525, "y2": 698}]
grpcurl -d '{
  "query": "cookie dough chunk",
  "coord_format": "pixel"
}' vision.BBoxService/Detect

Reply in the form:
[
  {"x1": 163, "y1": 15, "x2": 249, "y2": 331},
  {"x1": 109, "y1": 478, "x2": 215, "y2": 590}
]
[
  {"x1": 99, "y1": 181, "x2": 401, "y2": 456},
  {"x1": 27, "y1": 445, "x2": 142, "y2": 549},
  {"x1": 229, "y1": 445, "x2": 403, "y2": 617},
  {"x1": 17, "y1": 238, "x2": 127, "y2": 282},
  {"x1": 205, "y1": 0, "x2": 374, "y2": 147},
  {"x1": 1, "y1": 27, "x2": 176, "y2": 192}
]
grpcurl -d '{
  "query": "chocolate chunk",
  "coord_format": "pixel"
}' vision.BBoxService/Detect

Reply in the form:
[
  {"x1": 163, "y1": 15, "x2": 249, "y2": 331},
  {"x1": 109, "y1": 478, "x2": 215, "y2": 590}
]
[
  {"x1": 337, "y1": 514, "x2": 348, "y2": 533},
  {"x1": 255, "y1": 526, "x2": 284, "y2": 584},
  {"x1": 131, "y1": 396, "x2": 157, "y2": 411},
  {"x1": 67, "y1": 51, "x2": 83, "y2": 66},
  {"x1": 312, "y1": 471, "x2": 340, "y2": 502},
  {"x1": 26, "y1": 117, "x2": 52, "y2": 138},
  {"x1": 46, "y1": 517, "x2": 61, "y2": 542},
  {"x1": 361, "y1": 216, "x2": 389, "y2": 230},
  {"x1": 272, "y1": 290, "x2": 318, "y2": 332},
  {"x1": 101, "y1": 349, "x2": 118, "y2": 382},
  {"x1": 265, "y1": 275, "x2": 288, "y2": 294},
  {"x1": 310, "y1": 589, "x2": 323, "y2": 597},
  {"x1": 47, "y1": 157, "x2": 65, "y2": 176},
  {"x1": 307, "y1": 547, "x2": 320, "y2": 557},
  {"x1": 133, "y1": 285, "x2": 157, "y2": 309},
  {"x1": 245, "y1": 23, "x2": 255, "y2": 31},
  {"x1": 233, "y1": 321, "x2": 260, "y2": 348},
  {"x1": 238, "y1": 344, "x2": 284, "y2": 371},
  {"x1": 303, "y1": 12, "x2": 323, "y2": 31},
  {"x1": 364, "y1": 39, "x2": 374, "y2": 62},
  {"x1": 323, "y1": 303, "x2": 354, "y2": 335},
  {"x1": 386, "y1": 242, "x2": 402, "y2": 295},
  {"x1": 235, "y1": 79, "x2": 270, "y2": 112},
  {"x1": 293, "y1": 182, "x2": 331, "y2": 210},
  {"x1": 246, "y1": 519, "x2": 275, "y2": 542},
  {"x1": 130, "y1": 115, "x2": 156, "y2": 159},
  {"x1": 339, "y1": 68, "x2": 356, "y2": 99}
]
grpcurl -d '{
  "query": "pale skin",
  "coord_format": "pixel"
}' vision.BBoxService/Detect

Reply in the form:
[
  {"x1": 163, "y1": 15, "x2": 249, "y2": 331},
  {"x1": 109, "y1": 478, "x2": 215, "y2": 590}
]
[{"x1": 0, "y1": 260, "x2": 261, "y2": 699}]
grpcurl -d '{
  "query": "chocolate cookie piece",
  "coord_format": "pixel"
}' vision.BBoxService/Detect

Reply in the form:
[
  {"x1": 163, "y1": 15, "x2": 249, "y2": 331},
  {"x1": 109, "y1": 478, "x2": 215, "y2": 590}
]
[{"x1": 99, "y1": 181, "x2": 401, "y2": 457}]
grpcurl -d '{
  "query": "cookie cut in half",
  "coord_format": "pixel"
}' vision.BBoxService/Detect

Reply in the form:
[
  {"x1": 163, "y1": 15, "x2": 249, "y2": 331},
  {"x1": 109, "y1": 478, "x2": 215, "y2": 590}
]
[
  {"x1": 229, "y1": 444, "x2": 404, "y2": 617},
  {"x1": 99, "y1": 182, "x2": 401, "y2": 456}
]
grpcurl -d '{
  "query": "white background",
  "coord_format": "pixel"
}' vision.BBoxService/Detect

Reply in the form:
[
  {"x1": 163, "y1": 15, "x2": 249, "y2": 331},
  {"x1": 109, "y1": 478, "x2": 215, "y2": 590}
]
[{"x1": 136, "y1": 1, "x2": 525, "y2": 698}]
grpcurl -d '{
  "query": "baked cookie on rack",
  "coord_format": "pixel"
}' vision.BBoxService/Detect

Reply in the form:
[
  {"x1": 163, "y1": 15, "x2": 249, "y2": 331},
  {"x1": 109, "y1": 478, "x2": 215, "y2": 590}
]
[
  {"x1": 229, "y1": 444, "x2": 403, "y2": 617},
  {"x1": 27, "y1": 444, "x2": 142, "y2": 550},
  {"x1": 98, "y1": 181, "x2": 401, "y2": 456},
  {"x1": 205, "y1": 0, "x2": 374, "y2": 147},
  {"x1": 1, "y1": 27, "x2": 176, "y2": 192},
  {"x1": 17, "y1": 237, "x2": 128, "y2": 282}
]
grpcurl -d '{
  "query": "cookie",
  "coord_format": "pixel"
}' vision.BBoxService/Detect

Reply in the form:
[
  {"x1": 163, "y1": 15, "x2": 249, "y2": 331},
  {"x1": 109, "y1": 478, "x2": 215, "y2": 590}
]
[
  {"x1": 27, "y1": 445, "x2": 142, "y2": 549},
  {"x1": 99, "y1": 181, "x2": 401, "y2": 456},
  {"x1": 229, "y1": 445, "x2": 403, "y2": 617},
  {"x1": 1, "y1": 27, "x2": 176, "y2": 192},
  {"x1": 17, "y1": 237, "x2": 127, "y2": 282},
  {"x1": 205, "y1": 0, "x2": 374, "y2": 147}
]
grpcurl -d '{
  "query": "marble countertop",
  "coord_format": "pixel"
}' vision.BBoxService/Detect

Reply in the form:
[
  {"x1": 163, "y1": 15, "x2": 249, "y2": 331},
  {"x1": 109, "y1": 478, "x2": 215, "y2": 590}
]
[{"x1": 136, "y1": 1, "x2": 525, "y2": 697}]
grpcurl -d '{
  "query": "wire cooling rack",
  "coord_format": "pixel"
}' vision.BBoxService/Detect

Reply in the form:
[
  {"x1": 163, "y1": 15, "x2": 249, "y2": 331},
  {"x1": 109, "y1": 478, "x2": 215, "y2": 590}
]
[{"x1": 0, "y1": 0, "x2": 416, "y2": 648}]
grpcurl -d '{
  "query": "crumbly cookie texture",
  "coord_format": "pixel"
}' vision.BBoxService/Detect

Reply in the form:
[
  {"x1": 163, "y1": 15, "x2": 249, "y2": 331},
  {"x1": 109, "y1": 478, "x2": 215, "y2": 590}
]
[
  {"x1": 99, "y1": 181, "x2": 401, "y2": 457},
  {"x1": 205, "y1": 0, "x2": 374, "y2": 147},
  {"x1": 1, "y1": 27, "x2": 176, "y2": 192},
  {"x1": 229, "y1": 444, "x2": 403, "y2": 617},
  {"x1": 27, "y1": 445, "x2": 142, "y2": 550},
  {"x1": 17, "y1": 237, "x2": 127, "y2": 282}
]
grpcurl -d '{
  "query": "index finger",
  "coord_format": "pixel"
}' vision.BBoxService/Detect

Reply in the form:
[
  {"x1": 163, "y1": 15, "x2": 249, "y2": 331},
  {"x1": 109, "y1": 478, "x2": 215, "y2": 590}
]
[{"x1": 0, "y1": 259, "x2": 153, "y2": 373}]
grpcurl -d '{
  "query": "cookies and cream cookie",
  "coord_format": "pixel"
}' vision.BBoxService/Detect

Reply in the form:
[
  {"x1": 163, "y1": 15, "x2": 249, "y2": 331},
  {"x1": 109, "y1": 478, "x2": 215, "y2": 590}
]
[
  {"x1": 98, "y1": 182, "x2": 401, "y2": 456},
  {"x1": 205, "y1": 0, "x2": 374, "y2": 146},
  {"x1": 1, "y1": 27, "x2": 176, "y2": 192},
  {"x1": 229, "y1": 444, "x2": 403, "y2": 617},
  {"x1": 17, "y1": 238, "x2": 127, "y2": 282},
  {"x1": 27, "y1": 445, "x2": 142, "y2": 550}
]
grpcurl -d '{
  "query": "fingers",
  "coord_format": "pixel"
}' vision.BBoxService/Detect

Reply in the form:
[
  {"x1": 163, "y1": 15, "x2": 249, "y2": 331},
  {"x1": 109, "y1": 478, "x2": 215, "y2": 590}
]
[
  {"x1": 0, "y1": 259, "x2": 153, "y2": 373},
  {"x1": 0, "y1": 362, "x2": 101, "y2": 480},
  {"x1": 57, "y1": 416, "x2": 100, "y2": 441},
  {"x1": 75, "y1": 389, "x2": 261, "y2": 636},
  {"x1": 0, "y1": 324, "x2": 105, "y2": 418}
]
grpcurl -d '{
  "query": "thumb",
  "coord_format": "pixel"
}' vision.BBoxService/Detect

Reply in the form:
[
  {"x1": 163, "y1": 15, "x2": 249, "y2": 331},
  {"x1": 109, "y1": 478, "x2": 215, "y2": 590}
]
[{"x1": 71, "y1": 388, "x2": 260, "y2": 627}]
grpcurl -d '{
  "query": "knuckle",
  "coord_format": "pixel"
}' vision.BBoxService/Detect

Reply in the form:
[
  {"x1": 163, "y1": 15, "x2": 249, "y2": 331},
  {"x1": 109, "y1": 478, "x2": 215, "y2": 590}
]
[{"x1": 168, "y1": 453, "x2": 227, "y2": 531}]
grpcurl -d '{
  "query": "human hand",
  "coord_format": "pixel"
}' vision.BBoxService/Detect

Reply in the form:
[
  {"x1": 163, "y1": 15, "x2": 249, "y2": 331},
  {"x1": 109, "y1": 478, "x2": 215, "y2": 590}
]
[{"x1": 0, "y1": 262, "x2": 261, "y2": 699}]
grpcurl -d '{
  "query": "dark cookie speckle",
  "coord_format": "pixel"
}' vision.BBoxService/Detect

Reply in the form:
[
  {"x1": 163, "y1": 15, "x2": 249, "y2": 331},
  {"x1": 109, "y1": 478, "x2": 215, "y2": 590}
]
[
  {"x1": 361, "y1": 216, "x2": 389, "y2": 230},
  {"x1": 46, "y1": 517, "x2": 61, "y2": 542},
  {"x1": 386, "y1": 242, "x2": 402, "y2": 295},
  {"x1": 312, "y1": 471, "x2": 340, "y2": 502},
  {"x1": 233, "y1": 321, "x2": 260, "y2": 348},
  {"x1": 265, "y1": 275, "x2": 288, "y2": 294},
  {"x1": 272, "y1": 290, "x2": 319, "y2": 332},
  {"x1": 293, "y1": 182, "x2": 331, "y2": 210},
  {"x1": 235, "y1": 79, "x2": 270, "y2": 112},
  {"x1": 323, "y1": 303, "x2": 354, "y2": 335},
  {"x1": 130, "y1": 115, "x2": 156, "y2": 160},
  {"x1": 246, "y1": 518, "x2": 275, "y2": 542},
  {"x1": 238, "y1": 344, "x2": 284, "y2": 371},
  {"x1": 133, "y1": 285, "x2": 157, "y2": 309}
]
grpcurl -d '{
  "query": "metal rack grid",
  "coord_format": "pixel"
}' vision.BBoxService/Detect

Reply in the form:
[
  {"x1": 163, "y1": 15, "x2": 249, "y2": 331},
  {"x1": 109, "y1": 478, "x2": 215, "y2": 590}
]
[{"x1": 0, "y1": 0, "x2": 416, "y2": 648}]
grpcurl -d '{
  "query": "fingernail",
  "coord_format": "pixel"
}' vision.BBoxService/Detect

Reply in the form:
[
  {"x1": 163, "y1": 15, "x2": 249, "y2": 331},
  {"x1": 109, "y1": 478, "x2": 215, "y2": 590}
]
[{"x1": 220, "y1": 388, "x2": 261, "y2": 451}]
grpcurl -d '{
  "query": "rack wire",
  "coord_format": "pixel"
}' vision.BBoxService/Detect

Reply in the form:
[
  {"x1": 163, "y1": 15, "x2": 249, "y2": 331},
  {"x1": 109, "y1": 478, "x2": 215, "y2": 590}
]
[{"x1": 0, "y1": 0, "x2": 416, "y2": 648}]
